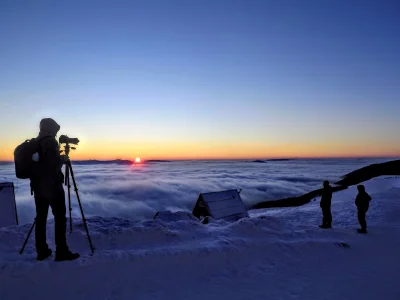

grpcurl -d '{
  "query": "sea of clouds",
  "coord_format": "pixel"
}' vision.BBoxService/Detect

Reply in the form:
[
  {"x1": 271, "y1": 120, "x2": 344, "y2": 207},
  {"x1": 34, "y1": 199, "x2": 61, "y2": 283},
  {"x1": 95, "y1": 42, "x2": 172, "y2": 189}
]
[{"x1": 0, "y1": 158, "x2": 393, "y2": 224}]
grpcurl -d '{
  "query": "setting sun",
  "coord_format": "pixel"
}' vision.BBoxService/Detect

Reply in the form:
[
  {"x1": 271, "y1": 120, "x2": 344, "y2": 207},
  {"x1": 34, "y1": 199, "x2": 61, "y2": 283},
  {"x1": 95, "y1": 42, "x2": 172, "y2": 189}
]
[{"x1": 135, "y1": 157, "x2": 141, "y2": 163}]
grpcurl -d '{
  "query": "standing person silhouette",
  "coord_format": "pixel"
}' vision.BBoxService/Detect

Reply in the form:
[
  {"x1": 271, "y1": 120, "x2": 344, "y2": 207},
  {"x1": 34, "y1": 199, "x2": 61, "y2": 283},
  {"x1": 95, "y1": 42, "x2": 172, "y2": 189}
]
[
  {"x1": 355, "y1": 185, "x2": 371, "y2": 234},
  {"x1": 319, "y1": 181, "x2": 333, "y2": 229},
  {"x1": 30, "y1": 118, "x2": 80, "y2": 261}
]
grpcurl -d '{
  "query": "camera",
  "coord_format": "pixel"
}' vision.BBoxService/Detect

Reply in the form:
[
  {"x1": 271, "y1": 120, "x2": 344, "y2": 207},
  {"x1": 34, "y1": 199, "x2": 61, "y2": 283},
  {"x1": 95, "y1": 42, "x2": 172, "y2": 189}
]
[{"x1": 59, "y1": 135, "x2": 80, "y2": 145}]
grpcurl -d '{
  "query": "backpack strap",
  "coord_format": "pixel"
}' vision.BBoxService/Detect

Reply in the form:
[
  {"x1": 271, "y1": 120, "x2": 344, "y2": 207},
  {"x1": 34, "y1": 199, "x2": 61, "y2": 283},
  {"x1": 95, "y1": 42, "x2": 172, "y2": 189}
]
[
  {"x1": 30, "y1": 136, "x2": 55, "y2": 196},
  {"x1": 36, "y1": 136, "x2": 55, "y2": 158}
]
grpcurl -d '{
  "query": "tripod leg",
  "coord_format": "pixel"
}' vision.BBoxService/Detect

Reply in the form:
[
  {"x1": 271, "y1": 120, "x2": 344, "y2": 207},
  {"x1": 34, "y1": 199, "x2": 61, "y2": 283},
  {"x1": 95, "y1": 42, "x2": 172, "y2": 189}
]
[
  {"x1": 66, "y1": 166, "x2": 73, "y2": 233},
  {"x1": 20, "y1": 219, "x2": 36, "y2": 254},
  {"x1": 68, "y1": 161, "x2": 95, "y2": 254}
]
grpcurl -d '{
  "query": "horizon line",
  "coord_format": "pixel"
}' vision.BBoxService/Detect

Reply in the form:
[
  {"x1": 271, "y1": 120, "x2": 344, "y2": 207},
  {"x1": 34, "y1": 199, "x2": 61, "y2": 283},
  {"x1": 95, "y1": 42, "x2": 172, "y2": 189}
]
[{"x1": 1, "y1": 155, "x2": 399, "y2": 163}]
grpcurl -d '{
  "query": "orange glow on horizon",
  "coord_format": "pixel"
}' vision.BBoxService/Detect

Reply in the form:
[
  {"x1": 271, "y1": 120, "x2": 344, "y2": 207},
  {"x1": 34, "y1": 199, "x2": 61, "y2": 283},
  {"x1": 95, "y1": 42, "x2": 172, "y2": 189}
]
[{"x1": 0, "y1": 139, "x2": 399, "y2": 161}]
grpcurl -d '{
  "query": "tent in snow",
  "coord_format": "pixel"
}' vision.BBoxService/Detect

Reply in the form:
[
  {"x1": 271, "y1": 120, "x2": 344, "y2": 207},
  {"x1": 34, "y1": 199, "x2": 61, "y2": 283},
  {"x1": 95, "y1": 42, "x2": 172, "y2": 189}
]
[
  {"x1": 0, "y1": 182, "x2": 18, "y2": 227},
  {"x1": 192, "y1": 189, "x2": 249, "y2": 220}
]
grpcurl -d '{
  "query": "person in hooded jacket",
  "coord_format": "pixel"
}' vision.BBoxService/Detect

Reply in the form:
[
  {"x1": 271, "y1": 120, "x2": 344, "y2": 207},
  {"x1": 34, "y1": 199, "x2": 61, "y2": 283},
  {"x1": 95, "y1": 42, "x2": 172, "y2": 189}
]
[
  {"x1": 355, "y1": 185, "x2": 371, "y2": 234},
  {"x1": 319, "y1": 180, "x2": 333, "y2": 228},
  {"x1": 30, "y1": 118, "x2": 80, "y2": 261}
]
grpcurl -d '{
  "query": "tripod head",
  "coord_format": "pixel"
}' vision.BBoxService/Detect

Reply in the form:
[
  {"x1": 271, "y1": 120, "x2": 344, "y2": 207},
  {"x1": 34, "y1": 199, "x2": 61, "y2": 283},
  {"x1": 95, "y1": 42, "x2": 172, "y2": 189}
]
[
  {"x1": 59, "y1": 135, "x2": 79, "y2": 160},
  {"x1": 62, "y1": 144, "x2": 77, "y2": 159}
]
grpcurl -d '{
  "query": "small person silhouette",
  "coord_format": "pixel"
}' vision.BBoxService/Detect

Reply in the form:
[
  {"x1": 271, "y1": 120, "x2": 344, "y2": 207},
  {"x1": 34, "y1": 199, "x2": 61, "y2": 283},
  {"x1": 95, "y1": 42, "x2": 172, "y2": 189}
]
[
  {"x1": 319, "y1": 180, "x2": 333, "y2": 229},
  {"x1": 355, "y1": 185, "x2": 371, "y2": 234}
]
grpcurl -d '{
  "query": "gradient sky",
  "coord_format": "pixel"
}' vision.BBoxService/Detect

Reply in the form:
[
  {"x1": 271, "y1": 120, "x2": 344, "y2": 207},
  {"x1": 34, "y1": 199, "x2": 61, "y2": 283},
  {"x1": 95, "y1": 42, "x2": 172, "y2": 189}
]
[{"x1": 1, "y1": 0, "x2": 399, "y2": 160}]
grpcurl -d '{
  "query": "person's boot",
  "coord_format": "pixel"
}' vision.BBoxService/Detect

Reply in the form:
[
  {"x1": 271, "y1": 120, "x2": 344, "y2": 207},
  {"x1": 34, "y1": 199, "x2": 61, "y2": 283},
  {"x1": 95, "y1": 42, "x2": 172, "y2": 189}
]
[
  {"x1": 319, "y1": 224, "x2": 329, "y2": 229},
  {"x1": 55, "y1": 247, "x2": 80, "y2": 261},
  {"x1": 357, "y1": 228, "x2": 367, "y2": 234},
  {"x1": 37, "y1": 248, "x2": 52, "y2": 261}
]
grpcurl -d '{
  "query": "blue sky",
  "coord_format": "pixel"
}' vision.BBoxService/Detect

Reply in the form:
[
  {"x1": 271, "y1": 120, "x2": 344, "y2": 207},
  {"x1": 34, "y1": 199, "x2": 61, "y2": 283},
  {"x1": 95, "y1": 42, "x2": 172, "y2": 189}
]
[{"x1": 1, "y1": 0, "x2": 399, "y2": 159}]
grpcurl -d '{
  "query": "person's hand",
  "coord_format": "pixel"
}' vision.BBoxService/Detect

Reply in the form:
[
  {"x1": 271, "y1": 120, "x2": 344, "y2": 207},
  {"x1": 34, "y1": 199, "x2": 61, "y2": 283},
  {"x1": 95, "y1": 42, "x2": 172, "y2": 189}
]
[{"x1": 32, "y1": 152, "x2": 40, "y2": 162}]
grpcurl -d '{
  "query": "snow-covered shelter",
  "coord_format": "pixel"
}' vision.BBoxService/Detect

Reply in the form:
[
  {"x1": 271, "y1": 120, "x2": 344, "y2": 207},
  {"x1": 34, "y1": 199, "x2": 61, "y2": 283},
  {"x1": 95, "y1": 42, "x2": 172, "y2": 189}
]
[
  {"x1": 0, "y1": 182, "x2": 18, "y2": 227},
  {"x1": 192, "y1": 189, "x2": 249, "y2": 220}
]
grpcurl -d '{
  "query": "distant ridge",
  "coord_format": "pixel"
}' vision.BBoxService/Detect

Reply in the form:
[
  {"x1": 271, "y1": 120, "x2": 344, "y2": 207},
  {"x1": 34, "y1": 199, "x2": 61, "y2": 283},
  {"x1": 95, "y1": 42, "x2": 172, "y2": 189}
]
[
  {"x1": 252, "y1": 159, "x2": 293, "y2": 163},
  {"x1": 266, "y1": 158, "x2": 292, "y2": 161},
  {"x1": 71, "y1": 159, "x2": 133, "y2": 165},
  {"x1": 147, "y1": 160, "x2": 172, "y2": 163},
  {"x1": 70, "y1": 159, "x2": 172, "y2": 165}
]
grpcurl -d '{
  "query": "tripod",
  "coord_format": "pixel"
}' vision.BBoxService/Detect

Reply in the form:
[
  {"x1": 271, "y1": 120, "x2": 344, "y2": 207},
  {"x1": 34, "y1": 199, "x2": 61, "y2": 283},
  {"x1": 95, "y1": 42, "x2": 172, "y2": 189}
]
[{"x1": 20, "y1": 143, "x2": 95, "y2": 255}]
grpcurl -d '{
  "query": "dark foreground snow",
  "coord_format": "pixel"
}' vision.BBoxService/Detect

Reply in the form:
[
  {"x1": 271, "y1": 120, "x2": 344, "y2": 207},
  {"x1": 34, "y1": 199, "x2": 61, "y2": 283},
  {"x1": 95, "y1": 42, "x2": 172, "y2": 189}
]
[{"x1": 1, "y1": 177, "x2": 400, "y2": 300}]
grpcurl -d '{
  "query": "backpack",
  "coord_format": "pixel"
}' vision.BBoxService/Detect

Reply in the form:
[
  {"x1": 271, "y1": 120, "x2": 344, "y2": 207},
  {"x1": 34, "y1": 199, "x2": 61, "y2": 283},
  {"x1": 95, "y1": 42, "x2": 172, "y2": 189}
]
[{"x1": 13, "y1": 137, "x2": 49, "y2": 179}]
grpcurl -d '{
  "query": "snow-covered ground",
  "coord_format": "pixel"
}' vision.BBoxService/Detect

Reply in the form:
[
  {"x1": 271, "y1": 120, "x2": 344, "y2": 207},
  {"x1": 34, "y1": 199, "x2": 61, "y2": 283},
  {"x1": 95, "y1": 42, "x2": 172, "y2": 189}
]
[{"x1": 1, "y1": 176, "x2": 399, "y2": 299}]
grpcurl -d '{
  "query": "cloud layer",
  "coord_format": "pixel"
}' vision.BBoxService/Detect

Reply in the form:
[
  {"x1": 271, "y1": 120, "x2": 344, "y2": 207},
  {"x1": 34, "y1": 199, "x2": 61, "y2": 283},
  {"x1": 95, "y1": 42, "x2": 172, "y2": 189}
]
[{"x1": 0, "y1": 158, "x2": 390, "y2": 224}]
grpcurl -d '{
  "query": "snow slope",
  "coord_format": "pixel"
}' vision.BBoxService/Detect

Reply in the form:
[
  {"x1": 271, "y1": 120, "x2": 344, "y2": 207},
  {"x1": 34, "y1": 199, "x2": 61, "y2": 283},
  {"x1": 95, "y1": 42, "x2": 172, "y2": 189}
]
[{"x1": 1, "y1": 177, "x2": 400, "y2": 300}]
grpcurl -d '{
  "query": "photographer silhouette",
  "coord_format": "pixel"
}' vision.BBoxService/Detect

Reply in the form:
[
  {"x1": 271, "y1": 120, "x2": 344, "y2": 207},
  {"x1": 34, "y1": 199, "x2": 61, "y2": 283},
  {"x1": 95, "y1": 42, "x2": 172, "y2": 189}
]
[{"x1": 29, "y1": 118, "x2": 80, "y2": 261}]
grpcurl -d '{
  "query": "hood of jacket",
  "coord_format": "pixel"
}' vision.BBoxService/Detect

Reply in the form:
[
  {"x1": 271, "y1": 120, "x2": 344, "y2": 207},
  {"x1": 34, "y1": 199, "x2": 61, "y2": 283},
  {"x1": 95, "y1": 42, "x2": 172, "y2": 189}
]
[{"x1": 37, "y1": 118, "x2": 61, "y2": 139}]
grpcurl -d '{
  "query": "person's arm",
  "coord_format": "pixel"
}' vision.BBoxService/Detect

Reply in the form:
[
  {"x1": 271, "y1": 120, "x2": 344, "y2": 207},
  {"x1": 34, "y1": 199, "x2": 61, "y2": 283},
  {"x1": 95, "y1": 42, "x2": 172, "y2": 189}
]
[
  {"x1": 41, "y1": 138, "x2": 63, "y2": 172},
  {"x1": 366, "y1": 193, "x2": 372, "y2": 201}
]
